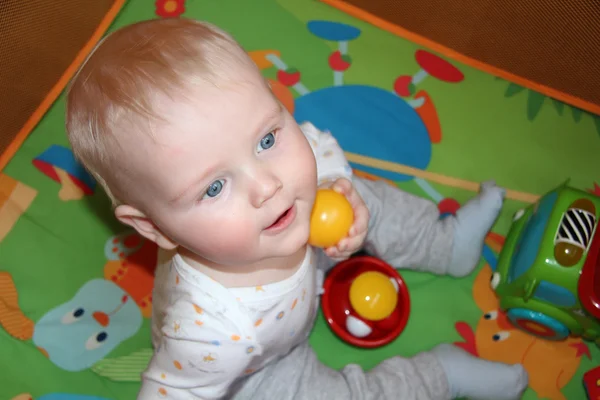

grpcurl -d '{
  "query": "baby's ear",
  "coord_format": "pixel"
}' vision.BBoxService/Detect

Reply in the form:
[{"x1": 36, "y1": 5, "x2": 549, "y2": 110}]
[{"x1": 114, "y1": 205, "x2": 178, "y2": 250}]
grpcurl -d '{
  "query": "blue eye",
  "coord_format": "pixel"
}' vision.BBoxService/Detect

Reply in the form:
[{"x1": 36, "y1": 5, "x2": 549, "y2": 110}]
[
  {"x1": 97, "y1": 332, "x2": 108, "y2": 342},
  {"x1": 203, "y1": 180, "x2": 224, "y2": 199},
  {"x1": 74, "y1": 308, "x2": 85, "y2": 318},
  {"x1": 257, "y1": 132, "x2": 276, "y2": 152}
]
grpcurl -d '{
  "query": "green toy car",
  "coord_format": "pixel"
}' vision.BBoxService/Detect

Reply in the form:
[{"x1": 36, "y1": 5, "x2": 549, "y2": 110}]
[{"x1": 492, "y1": 182, "x2": 600, "y2": 345}]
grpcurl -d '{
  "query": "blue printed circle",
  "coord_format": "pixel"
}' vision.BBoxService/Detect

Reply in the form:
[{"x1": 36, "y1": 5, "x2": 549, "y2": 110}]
[{"x1": 307, "y1": 20, "x2": 361, "y2": 42}]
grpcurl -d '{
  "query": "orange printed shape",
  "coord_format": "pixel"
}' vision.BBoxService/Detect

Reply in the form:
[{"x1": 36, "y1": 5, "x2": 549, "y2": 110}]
[
  {"x1": 486, "y1": 232, "x2": 505, "y2": 247},
  {"x1": 268, "y1": 79, "x2": 295, "y2": 114},
  {"x1": 484, "y1": 232, "x2": 505, "y2": 253},
  {"x1": 104, "y1": 240, "x2": 158, "y2": 317},
  {"x1": 0, "y1": 173, "x2": 37, "y2": 243},
  {"x1": 459, "y1": 262, "x2": 585, "y2": 400},
  {"x1": 0, "y1": 272, "x2": 34, "y2": 340},
  {"x1": 11, "y1": 394, "x2": 34, "y2": 400},
  {"x1": 53, "y1": 167, "x2": 85, "y2": 201},
  {"x1": 249, "y1": 50, "x2": 282, "y2": 69},
  {"x1": 413, "y1": 90, "x2": 441, "y2": 143},
  {"x1": 0, "y1": 173, "x2": 17, "y2": 196}
]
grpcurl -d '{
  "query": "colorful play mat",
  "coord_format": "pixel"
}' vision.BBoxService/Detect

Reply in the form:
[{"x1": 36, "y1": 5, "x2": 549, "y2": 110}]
[{"x1": 1, "y1": 1, "x2": 599, "y2": 399}]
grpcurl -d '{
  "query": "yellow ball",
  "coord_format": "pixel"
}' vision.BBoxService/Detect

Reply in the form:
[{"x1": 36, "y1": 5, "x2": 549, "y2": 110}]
[
  {"x1": 309, "y1": 189, "x2": 354, "y2": 248},
  {"x1": 349, "y1": 271, "x2": 398, "y2": 321}
]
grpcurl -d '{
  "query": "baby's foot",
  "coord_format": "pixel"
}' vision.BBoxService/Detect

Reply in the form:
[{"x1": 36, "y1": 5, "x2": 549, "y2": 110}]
[
  {"x1": 447, "y1": 181, "x2": 505, "y2": 277},
  {"x1": 432, "y1": 343, "x2": 528, "y2": 400}
]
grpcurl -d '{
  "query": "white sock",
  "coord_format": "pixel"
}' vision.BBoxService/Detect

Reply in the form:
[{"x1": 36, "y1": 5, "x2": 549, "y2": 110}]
[
  {"x1": 448, "y1": 181, "x2": 505, "y2": 277},
  {"x1": 432, "y1": 343, "x2": 528, "y2": 400}
]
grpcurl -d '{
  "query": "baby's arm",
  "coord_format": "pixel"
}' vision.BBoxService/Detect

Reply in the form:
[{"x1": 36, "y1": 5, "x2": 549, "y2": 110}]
[
  {"x1": 302, "y1": 123, "x2": 369, "y2": 260},
  {"x1": 300, "y1": 122, "x2": 353, "y2": 185},
  {"x1": 302, "y1": 122, "x2": 505, "y2": 277},
  {"x1": 138, "y1": 326, "x2": 251, "y2": 399},
  {"x1": 231, "y1": 341, "x2": 527, "y2": 400}
]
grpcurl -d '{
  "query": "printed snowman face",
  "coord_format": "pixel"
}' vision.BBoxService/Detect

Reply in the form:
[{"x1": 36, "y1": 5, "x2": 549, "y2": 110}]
[{"x1": 33, "y1": 279, "x2": 142, "y2": 371}]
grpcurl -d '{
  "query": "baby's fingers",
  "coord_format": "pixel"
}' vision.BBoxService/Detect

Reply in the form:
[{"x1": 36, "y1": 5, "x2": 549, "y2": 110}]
[
  {"x1": 325, "y1": 234, "x2": 363, "y2": 260},
  {"x1": 331, "y1": 178, "x2": 353, "y2": 197},
  {"x1": 349, "y1": 203, "x2": 369, "y2": 237},
  {"x1": 324, "y1": 246, "x2": 351, "y2": 261}
]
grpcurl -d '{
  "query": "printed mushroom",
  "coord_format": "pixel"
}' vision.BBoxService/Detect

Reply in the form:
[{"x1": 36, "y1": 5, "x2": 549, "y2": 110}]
[
  {"x1": 262, "y1": 52, "x2": 309, "y2": 96},
  {"x1": 392, "y1": 50, "x2": 463, "y2": 142},
  {"x1": 394, "y1": 49, "x2": 464, "y2": 98},
  {"x1": 248, "y1": 50, "x2": 295, "y2": 113},
  {"x1": 415, "y1": 49, "x2": 464, "y2": 84},
  {"x1": 307, "y1": 20, "x2": 361, "y2": 85},
  {"x1": 307, "y1": 20, "x2": 361, "y2": 42},
  {"x1": 32, "y1": 145, "x2": 96, "y2": 201}
]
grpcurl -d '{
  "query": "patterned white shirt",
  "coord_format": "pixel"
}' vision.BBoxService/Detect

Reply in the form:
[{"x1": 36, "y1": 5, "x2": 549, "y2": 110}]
[{"x1": 138, "y1": 122, "x2": 352, "y2": 399}]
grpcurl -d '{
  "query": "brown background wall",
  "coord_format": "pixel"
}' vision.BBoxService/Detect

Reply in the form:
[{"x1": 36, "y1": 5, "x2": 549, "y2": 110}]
[
  {"x1": 336, "y1": 0, "x2": 600, "y2": 114},
  {"x1": 0, "y1": 0, "x2": 118, "y2": 164}
]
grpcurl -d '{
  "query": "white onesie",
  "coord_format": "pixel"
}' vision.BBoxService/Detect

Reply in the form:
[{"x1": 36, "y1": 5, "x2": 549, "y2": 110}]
[{"x1": 138, "y1": 122, "x2": 353, "y2": 399}]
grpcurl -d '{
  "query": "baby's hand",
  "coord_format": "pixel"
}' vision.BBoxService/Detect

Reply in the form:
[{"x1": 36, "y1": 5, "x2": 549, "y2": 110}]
[{"x1": 320, "y1": 178, "x2": 369, "y2": 261}]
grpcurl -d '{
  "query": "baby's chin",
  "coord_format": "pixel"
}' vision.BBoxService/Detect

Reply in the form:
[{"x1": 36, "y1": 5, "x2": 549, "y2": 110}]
[
  {"x1": 186, "y1": 242, "x2": 306, "y2": 267},
  {"x1": 258, "y1": 231, "x2": 309, "y2": 260}
]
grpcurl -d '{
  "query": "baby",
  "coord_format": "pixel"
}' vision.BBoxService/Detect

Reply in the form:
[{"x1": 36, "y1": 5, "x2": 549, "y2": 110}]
[{"x1": 66, "y1": 18, "x2": 528, "y2": 400}]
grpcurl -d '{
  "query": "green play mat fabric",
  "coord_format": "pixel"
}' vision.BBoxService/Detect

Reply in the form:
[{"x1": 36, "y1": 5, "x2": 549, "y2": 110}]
[{"x1": 1, "y1": 1, "x2": 599, "y2": 399}]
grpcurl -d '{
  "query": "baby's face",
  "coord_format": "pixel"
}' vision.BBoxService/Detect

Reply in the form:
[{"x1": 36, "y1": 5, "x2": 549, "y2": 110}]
[{"x1": 125, "y1": 71, "x2": 317, "y2": 266}]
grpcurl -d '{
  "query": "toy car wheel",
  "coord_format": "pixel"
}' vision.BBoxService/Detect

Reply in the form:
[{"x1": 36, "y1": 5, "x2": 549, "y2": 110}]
[{"x1": 506, "y1": 308, "x2": 570, "y2": 340}]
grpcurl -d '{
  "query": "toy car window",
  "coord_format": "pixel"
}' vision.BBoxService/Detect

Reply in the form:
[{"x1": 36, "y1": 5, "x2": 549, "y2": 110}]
[{"x1": 509, "y1": 191, "x2": 558, "y2": 281}]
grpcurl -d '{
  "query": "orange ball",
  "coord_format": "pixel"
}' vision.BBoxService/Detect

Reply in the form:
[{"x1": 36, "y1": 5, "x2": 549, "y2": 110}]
[{"x1": 309, "y1": 189, "x2": 354, "y2": 248}]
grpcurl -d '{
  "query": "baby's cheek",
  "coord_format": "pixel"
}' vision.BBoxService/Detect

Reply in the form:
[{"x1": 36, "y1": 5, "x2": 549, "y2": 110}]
[
  {"x1": 294, "y1": 139, "x2": 317, "y2": 182},
  {"x1": 203, "y1": 219, "x2": 257, "y2": 255}
]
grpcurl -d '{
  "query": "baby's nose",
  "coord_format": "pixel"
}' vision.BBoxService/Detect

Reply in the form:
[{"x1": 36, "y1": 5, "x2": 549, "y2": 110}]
[
  {"x1": 93, "y1": 311, "x2": 110, "y2": 327},
  {"x1": 251, "y1": 174, "x2": 282, "y2": 207}
]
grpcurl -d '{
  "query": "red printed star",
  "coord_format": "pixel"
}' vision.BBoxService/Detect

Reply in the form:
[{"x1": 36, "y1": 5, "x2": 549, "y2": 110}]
[
  {"x1": 587, "y1": 182, "x2": 600, "y2": 197},
  {"x1": 569, "y1": 341, "x2": 591, "y2": 359}
]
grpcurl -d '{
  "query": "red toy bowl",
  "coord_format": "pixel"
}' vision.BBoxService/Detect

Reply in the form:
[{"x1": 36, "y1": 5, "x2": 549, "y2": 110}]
[{"x1": 321, "y1": 255, "x2": 411, "y2": 348}]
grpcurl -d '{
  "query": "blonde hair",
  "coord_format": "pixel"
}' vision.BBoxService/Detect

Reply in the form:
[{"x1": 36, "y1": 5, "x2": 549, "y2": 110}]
[{"x1": 66, "y1": 18, "x2": 256, "y2": 206}]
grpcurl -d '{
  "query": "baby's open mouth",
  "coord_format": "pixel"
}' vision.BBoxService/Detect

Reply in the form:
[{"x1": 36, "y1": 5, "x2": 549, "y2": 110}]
[{"x1": 266, "y1": 206, "x2": 294, "y2": 231}]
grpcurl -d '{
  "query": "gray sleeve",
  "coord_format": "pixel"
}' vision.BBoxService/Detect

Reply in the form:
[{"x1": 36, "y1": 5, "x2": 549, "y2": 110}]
[
  {"x1": 353, "y1": 177, "x2": 455, "y2": 275},
  {"x1": 230, "y1": 341, "x2": 450, "y2": 400}
]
